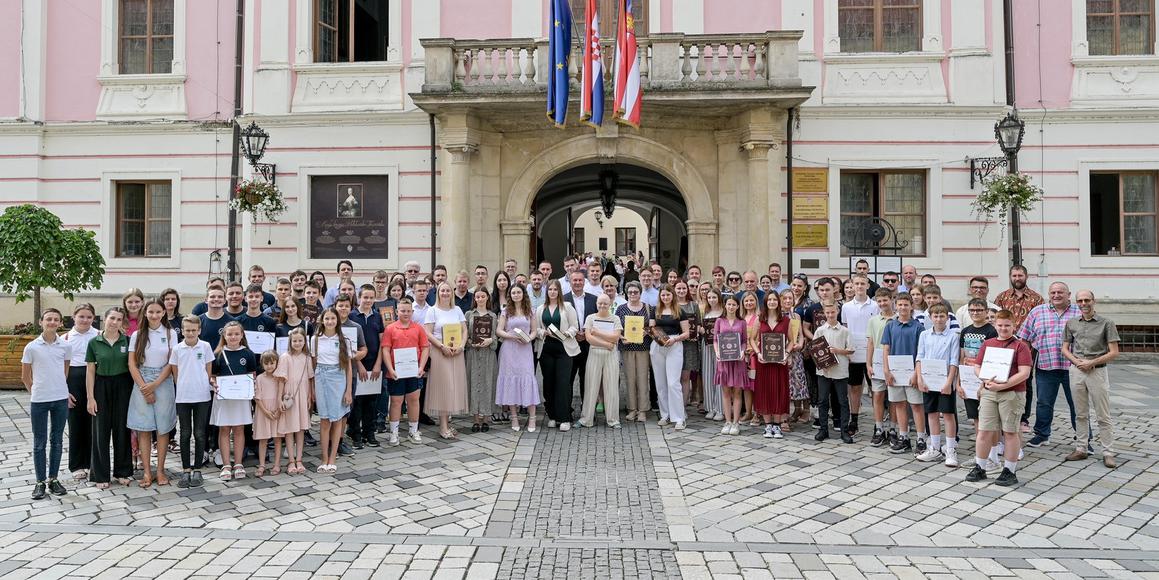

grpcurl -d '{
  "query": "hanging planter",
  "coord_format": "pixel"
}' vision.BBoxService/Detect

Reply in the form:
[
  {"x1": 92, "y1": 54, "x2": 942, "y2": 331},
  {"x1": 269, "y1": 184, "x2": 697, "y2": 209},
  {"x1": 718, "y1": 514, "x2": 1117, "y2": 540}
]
[
  {"x1": 229, "y1": 179, "x2": 287, "y2": 223},
  {"x1": 971, "y1": 172, "x2": 1042, "y2": 231}
]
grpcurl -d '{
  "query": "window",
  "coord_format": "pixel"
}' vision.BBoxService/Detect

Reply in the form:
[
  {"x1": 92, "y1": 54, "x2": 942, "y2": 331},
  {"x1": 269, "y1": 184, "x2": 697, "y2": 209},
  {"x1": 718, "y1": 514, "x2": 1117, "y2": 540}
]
[
  {"x1": 573, "y1": 228, "x2": 585, "y2": 254},
  {"x1": 570, "y1": 0, "x2": 649, "y2": 38},
  {"x1": 116, "y1": 181, "x2": 171, "y2": 257},
  {"x1": 616, "y1": 227, "x2": 636, "y2": 255},
  {"x1": 1087, "y1": 0, "x2": 1155, "y2": 55},
  {"x1": 840, "y1": 171, "x2": 926, "y2": 256},
  {"x1": 837, "y1": 0, "x2": 922, "y2": 53},
  {"x1": 119, "y1": 0, "x2": 174, "y2": 74},
  {"x1": 1091, "y1": 172, "x2": 1158, "y2": 255},
  {"x1": 315, "y1": 0, "x2": 391, "y2": 62}
]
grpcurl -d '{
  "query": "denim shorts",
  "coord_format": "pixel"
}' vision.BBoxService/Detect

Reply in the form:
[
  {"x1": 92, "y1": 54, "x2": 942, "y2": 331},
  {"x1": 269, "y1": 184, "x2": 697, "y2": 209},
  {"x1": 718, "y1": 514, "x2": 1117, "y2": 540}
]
[{"x1": 127, "y1": 366, "x2": 177, "y2": 432}]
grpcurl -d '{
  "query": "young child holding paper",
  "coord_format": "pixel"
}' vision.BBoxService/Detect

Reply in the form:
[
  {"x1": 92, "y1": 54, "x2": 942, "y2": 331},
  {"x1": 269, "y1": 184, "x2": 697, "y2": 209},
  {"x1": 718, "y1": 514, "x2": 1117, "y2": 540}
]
[
  {"x1": 210, "y1": 322, "x2": 257, "y2": 481},
  {"x1": 966, "y1": 309, "x2": 1033, "y2": 487},
  {"x1": 959, "y1": 298, "x2": 998, "y2": 462},
  {"x1": 881, "y1": 293, "x2": 926, "y2": 456},
  {"x1": 914, "y1": 304, "x2": 961, "y2": 467},
  {"x1": 381, "y1": 299, "x2": 430, "y2": 447}
]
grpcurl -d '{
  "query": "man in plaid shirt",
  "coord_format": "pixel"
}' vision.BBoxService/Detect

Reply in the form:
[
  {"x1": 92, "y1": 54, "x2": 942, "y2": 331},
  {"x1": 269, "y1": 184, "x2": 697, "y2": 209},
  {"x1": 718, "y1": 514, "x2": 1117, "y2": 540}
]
[{"x1": 1017, "y1": 282, "x2": 1081, "y2": 448}]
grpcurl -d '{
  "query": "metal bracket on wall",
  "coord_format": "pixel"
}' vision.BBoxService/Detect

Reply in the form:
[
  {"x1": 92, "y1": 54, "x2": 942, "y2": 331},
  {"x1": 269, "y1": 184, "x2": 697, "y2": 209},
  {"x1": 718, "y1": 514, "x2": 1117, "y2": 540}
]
[{"x1": 967, "y1": 156, "x2": 1008, "y2": 189}]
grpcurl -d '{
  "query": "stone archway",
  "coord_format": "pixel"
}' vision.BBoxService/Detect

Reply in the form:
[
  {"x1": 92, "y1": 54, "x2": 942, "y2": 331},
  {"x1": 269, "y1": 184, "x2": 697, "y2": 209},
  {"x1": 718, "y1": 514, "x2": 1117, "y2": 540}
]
[{"x1": 500, "y1": 133, "x2": 718, "y2": 271}]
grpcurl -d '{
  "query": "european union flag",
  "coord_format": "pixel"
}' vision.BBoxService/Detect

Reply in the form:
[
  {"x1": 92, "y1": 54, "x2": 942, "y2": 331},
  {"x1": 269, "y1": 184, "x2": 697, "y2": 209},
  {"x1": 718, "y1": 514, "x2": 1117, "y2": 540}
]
[{"x1": 547, "y1": 0, "x2": 572, "y2": 127}]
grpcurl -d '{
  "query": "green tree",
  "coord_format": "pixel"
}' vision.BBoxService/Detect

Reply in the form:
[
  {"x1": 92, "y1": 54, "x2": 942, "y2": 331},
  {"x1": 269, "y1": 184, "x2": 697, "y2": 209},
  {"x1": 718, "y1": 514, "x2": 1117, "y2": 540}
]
[{"x1": 0, "y1": 204, "x2": 105, "y2": 328}]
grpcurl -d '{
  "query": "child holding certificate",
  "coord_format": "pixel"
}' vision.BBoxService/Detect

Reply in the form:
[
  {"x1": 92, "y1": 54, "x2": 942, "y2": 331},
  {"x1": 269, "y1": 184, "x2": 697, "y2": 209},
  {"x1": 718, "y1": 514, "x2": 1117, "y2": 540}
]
[
  {"x1": 209, "y1": 322, "x2": 257, "y2": 481},
  {"x1": 714, "y1": 295, "x2": 747, "y2": 436},
  {"x1": 914, "y1": 304, "x2": 961, "y2": 467},
  {"x1": 965, "y1": 309, "x2": 1033, "y2": 487},
  {"x1": 813, "y1": 302, "x2": 855, "y2": 444},
  {"x1": 169, "y1": 316, "x2": 214, "y2": 488},
  {"x1": 274, "y1": 329, "x2": 312, "y2": 475},
  {"x1": 381, "y1": 299, "x2": 430, "y2": 447},
  {"x1": 465, "y1": 289, "x2": 498, "y2": 433},
  {"x1": 252, "y1": 351, "x2": 282, "y2": 476},
  {"x1": 881, "y1": 293, "x2": 927, "y2": 456},
  {"x1": 312, "y1": 308, "x2": 353, "y2": 473}
]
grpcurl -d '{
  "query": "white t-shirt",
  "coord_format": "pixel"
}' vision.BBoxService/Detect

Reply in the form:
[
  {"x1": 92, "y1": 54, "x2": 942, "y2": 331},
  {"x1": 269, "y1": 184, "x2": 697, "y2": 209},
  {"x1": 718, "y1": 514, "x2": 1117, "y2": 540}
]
[
  {"x1": 64, "y1": 327, "x2": 99, "y2": 367},
  {"x1": 21, "y1": 335, "x2": 71, "y2": 403},
  {"x1": 128, "y1": 325, "x2": 178, "y2": 368},
  {"x1": 314, "y1": 333, "x2": 344, "y2": 365},
  {"x1": 168, "y1": 339, "x2": 214, "y2": 403},
  {"x1": 425, "y1": 306, "x2": 466, "y2": 341},
  {"x1": 412, "y1": 303, "x2": 430, "y2": 325}
]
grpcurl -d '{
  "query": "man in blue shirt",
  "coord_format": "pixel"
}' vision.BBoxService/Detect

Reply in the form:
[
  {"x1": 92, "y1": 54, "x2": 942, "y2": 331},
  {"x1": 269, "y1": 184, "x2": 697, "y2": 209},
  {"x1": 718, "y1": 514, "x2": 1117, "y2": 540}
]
[
  {"x1": 881, "y1": 293, "x2": 926, "y2": 456},
  {"x1": 639, "y1": 269, "x2": 659, "y2": 307},
  {"x1": 348, "y1": 285, "x2": 385, "y2": 449}
]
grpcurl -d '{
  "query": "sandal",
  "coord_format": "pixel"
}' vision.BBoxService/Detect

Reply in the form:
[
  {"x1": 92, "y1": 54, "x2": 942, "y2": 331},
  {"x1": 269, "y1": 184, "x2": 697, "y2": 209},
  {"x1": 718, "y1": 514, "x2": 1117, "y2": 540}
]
[
  {"x1": 781, "y1": 421, "x2": 792, "y2": 433},
  {"x1": 255, "y1": 466, "x2": 266, "y2": 477},
  {"x1": 95, "y1": 482, "x2": 110, "y2": 490},
  {"x1": 117, "y1": 477, "x2": 133, "y2": 486},
  {"x1": 271, "y1": 464, "x2": 281, "y2": 476},
  {"x1": 156, "y1": 473, "x2": 171, "y2": 486},
  {"x1": 440, "y1": 430, "x2": 457, "y2": 439},
  {"x1": 233, "y1": 465, "x2": 246, "y2": 480},
  {"x1": 139, "y1": 475, "x2": 153, "y2": 488},
  {"x1": 220, "y1": 466, "x2": 233, "y2": 481}
]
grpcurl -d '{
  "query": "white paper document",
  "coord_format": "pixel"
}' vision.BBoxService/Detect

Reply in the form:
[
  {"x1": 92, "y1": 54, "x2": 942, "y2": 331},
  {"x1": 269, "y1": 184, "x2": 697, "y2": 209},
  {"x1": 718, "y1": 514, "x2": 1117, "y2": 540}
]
[
  {"x1": 355, "y1": 376, "x2": 382, "y2": 396},
  {"x1": 341, "y1": 327, "x2": 359, "y2": 356},
  {"x1": 919, "y1": 358, "x2": 949, "y2": 391},
  {"x1": 887, "y1": 355, "x2": 915, "y2": 387},
  {"x1": 245, "y1": 331, "x2": 275, "y2": 355},
  {"x1": 275, "y1": 336, "x2": 289, "y2": 354},
  {"x1": 393, "y1": 347, "x2": 419, "y2": 379},
  {"x1": 871, "y1": 349, "x2": 884, "y2": 380},
  {"x1": 216, "y1": 374, "x2": 255, "y2": 400},
  {"x1": 978, "y1": 347, "x2": 1015, "y2": 381},
  {"x1": 850, "y1": 335, "x2": 868, "y2": 364},
  {"x1": 959, "y1": 365, "x2": 982, "y2": 400}
]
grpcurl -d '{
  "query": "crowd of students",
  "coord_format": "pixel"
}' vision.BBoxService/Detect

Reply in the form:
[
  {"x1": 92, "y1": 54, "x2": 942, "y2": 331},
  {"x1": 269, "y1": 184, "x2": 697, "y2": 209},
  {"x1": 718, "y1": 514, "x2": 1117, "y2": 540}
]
[{"x1": 19, "y1": 258, "x2": 1122, "y2": 500}]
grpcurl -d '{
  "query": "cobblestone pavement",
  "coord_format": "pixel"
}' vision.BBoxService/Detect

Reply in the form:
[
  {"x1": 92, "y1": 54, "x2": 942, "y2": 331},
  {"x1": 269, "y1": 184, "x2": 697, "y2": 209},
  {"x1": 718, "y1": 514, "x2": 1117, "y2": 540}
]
[{"x1": 0, "y1": 363, "x2": 1155, "y2": 579}]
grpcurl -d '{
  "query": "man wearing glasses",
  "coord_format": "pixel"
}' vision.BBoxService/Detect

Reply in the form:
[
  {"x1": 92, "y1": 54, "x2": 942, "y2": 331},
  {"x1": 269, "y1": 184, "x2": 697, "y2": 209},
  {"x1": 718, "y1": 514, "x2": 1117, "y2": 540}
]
[
  {"x1": 1061, "y1": 291, "x2": 1120, "y2": 468},
  {"x1": 956, "y1": 277, "x2": 999, "y2": 324},
  {"x1": 880, "y1": 271, "x2": 901, "y2": 296}
]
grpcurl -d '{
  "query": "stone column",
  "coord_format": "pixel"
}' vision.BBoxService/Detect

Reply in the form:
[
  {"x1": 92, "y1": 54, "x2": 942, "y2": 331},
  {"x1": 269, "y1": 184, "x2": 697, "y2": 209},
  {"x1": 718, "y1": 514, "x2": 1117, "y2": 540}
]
[
  {"x1": 500, "y1": 219, "x2": 535, "y2": 273},
  {"x1": 686, "y1": 220, "x2": 719, "y2": 272},
  {"x1": 744, "y1": 140, "x2": 775, "y2": 270},
  {"x1": 442, "y1": 143, "x2": 477, "y2": 271}
]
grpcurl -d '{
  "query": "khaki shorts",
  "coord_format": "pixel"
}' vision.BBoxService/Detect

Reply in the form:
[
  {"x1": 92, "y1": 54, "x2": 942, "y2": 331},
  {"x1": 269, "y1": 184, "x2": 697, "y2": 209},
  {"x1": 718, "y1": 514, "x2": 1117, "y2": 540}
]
[
  {"x1": 870, "y1": 377, "x2": 888, "y2": 393},
  {"x1": 978, "y1": 388, "x2": 1026, "y2": 433},
  {"x1": 887, "y1": 385, "x2": 923, "y2": 405}
]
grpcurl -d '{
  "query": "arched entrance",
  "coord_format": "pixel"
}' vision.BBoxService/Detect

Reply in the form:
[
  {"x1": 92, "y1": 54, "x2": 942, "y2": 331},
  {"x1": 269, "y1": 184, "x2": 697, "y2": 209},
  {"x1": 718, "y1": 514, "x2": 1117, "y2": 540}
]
[
  {"x1": 533, "y1": 163, "x2": 688, "y2": 272},
  {"x1": 500, "y1": 134, "x2": 719, "y2": 274}
]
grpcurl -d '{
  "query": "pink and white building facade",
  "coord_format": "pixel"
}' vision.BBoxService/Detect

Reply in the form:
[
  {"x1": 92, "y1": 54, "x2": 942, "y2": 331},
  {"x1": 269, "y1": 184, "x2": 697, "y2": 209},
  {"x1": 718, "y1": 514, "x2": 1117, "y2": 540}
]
[{"x1": 1, "y1": 0, "x2": 1158, "y2": 324}]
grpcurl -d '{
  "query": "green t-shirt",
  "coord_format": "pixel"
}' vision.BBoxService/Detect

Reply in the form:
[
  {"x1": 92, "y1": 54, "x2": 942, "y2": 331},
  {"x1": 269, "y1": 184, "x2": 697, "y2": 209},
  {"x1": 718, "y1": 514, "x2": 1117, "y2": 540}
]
[
  {"x1": 85, "y1": 333, "x2": 131, "y2": 377},
  {"x1": 866, "y1": 313, "x2": 894, "y2": 350}
]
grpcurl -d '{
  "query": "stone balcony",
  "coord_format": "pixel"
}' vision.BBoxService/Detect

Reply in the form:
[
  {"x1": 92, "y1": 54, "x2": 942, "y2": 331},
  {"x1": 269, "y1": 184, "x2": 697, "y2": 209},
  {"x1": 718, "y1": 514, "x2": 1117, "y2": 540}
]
[{"x1": 413, "y1": 31, "x2": 812, "y2": 114}]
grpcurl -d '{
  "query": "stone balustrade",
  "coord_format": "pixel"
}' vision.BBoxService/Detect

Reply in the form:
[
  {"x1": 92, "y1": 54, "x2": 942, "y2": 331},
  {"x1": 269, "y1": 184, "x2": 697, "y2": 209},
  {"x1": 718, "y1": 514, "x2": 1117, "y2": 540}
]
[{"x1": 420, "y1": 31, "x2": 803, "y2": 95}]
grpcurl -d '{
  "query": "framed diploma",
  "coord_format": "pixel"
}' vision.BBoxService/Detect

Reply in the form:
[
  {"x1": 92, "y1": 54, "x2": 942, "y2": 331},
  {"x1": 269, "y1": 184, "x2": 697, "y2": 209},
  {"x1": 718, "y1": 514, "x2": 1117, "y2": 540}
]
[
  {"x1": 652, "y1": 326, "x2": 670, "y2": 345},
  {"x1": 887, "y1": 355, "x2": 915, "y2": 387},
  {"x1": 978, "y1": 347, "x2": 1014, "y2": 381},
  {"x1": 245, "y1": 331, "x2": 275, "y2": 355},
  {"x1": 808, "y1": 337, "x2": 838, "y2": 369},
  {"x1": 761, "y1": 333, "x2": 787, "y2": 364},
  {"x1": 216, "y1": 375, "x2": 255, "y2": 400},
  {"x1": 701, "y1": 319, "x2": 716, "y2": 343},
  {"x1": 624, "y1": 316, "x2": 645, "y2": 344},
  {"x1": 470, "y1": 314, "x2": 493, "y2": 346},
  {"x1": 443, "y1": 323, "x2": 463, "y2": 349},
  {"x1": 393, "y1": 347, "x2": 419, "y2": 378},
  {"x1": 717, "y1": 331, "x2": 743, "y2": 362}
]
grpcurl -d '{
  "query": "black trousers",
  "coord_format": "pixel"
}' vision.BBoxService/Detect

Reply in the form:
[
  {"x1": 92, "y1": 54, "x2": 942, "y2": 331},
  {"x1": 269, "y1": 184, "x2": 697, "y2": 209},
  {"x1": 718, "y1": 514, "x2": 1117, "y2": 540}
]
[
  {"x1": 91, "y1": 373, "x2": 133, "y2": 483},
  {"x1": 176, "y1": 401, "x2": 210, "y2": 470},
  {"x1": 816, "y1": 376, "x2": 849, "y2": 435},
  {"x1": 540, "y1": 341, "x2": 574, "y2": 423},
  {"x1": 66, "y1": 366, "x2": 91, "y2": 472},
  {"x1": 348, "y1": 394, "x2": 378, "y2": 441}
]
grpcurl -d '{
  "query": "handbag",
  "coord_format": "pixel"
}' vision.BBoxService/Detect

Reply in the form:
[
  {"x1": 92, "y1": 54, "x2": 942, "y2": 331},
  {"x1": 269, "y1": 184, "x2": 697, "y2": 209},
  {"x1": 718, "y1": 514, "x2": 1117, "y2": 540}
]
[{"x1": 280, "y1": 393, "x2": 294, "y2": 412}]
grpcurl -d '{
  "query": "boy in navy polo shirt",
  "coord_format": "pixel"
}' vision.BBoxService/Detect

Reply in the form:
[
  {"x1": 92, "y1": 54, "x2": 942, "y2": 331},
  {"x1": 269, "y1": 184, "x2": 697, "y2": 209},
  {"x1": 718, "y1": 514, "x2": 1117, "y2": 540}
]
[{"x1": 348, "y1": 285, "x2": 384, "y2": 448}]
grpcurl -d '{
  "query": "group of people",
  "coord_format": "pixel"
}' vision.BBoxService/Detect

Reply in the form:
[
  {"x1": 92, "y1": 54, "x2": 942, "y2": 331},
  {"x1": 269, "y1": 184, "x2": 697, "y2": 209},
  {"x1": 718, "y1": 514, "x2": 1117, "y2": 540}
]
[{"x1": 20, "y1": 258, "x2": 1122, "y2": 499}]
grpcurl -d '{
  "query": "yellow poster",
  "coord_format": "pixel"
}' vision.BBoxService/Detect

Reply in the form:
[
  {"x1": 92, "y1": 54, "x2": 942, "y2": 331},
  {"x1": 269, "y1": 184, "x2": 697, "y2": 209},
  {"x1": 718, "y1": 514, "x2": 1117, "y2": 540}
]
[
  {"x1": 792, "y1": 197, "x2": 828, "y2": 220},
  {"x1": 443, "y1": 323, "x2": 463, "y2": 349},
  {"x1": 624, "y1": 316, "x2": 645, "y2": 344},
  {"x1": 792, "y1": 224, "x2": 828, "y2": 248},
  {"x1": 792, "y1": 168, "x2": 829, "y2": 193}
]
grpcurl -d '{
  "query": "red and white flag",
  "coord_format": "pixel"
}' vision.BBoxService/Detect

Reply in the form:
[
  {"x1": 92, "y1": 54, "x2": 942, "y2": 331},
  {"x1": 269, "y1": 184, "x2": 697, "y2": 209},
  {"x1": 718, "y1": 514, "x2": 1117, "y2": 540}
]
[
  {"x1": 613, "y1": 0, "x2": 641, "y2": 127},
  {"x1": 580, "y1": 0, "x2": 605, "y2": 127}
]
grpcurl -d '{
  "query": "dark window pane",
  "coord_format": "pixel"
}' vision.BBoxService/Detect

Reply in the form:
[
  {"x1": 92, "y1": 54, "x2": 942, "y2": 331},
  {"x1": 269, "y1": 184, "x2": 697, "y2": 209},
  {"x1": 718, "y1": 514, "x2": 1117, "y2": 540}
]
[
  {"x1": 882, "y1": 6, "x2": 921, "y2": 52},
  {"x1": 122, "y1": 0, "x2": 148, "y2": 36},
  {"x1": 1087, "y1": 0, "x2": 1114, "y2": 14},
  {"x1": 120, "y1": 184, "x2": 146, "y2": 220},
  {"x1": 121, "y1": 221, "x2": 145, "y2": 256},
  {"x1": 1089, "y1": 174, "x2": 1122, "y2": 255},
  {"x1": 1124, "y1": 215, "x2": 1157, "y2": 254},
  {"x1": 152, "y1": 0, "x2": 174, "y2": 35},
  {"x1": 1087, "y1": 15, "x2": 1115, "y2": 54},
  {"x1": 1120, "y1": 0, "x2": 1150, "y2": 13},
  {"x1": 152, "y1": 37, "x2": 173, "y2": 74},
  {"x1": 320, "y1": 0, "x2": 336, "y2": 26},
  {"x1": 839, "y1": 7, "x2": 875, "y2": 52},
  {"x1": 1119, "y1": 14, "x2": 1152, "y2": 54},
  {"x1": 120, "y1": 38, "x2": 147, "y2": 74},
  {"x1": 840, "y1": 174, "x2": 874, "y2": 213}
]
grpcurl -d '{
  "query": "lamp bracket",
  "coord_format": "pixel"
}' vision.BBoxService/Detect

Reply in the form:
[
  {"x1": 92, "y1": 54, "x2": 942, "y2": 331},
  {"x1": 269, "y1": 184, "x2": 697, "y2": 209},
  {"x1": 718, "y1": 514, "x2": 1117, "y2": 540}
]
[
  {"x1": 967, "y1": 156, "x2": 1008, "y2": 189},
  {"x1": 253, "y1": 162, "x2": 277, "y2": 186}
]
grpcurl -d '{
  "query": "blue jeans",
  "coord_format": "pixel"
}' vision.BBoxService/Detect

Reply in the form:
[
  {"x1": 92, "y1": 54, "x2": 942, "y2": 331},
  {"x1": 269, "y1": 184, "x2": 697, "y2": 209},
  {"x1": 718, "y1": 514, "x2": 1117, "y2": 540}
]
[
  {"x1": 1032, "y1": 368, "x2": 1078, "y2": 440},
  {"x1": 31, "y1": 399, "x2": 68, "y2": 482}
]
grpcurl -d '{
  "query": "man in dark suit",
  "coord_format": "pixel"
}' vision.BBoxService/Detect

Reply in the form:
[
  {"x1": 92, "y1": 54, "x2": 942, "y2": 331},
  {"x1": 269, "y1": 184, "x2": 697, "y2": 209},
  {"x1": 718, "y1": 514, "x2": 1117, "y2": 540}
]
[{"x1": 565, "y1": 271, "x2": 598, "y2": 420}]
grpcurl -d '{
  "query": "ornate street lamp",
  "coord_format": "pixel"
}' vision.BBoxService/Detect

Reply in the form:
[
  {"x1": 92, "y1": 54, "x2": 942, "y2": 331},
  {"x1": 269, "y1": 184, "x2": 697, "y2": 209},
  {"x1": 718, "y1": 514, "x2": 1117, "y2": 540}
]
[
  {"x1": 240, "y1": 121, "x2": 276, "y2": 184},
  {"x1": 995, "y1": 109, "x2": 1026, "y2": 266},
  {"x1": 598, "y1": 168, "x2": 618, "y2": 218}
]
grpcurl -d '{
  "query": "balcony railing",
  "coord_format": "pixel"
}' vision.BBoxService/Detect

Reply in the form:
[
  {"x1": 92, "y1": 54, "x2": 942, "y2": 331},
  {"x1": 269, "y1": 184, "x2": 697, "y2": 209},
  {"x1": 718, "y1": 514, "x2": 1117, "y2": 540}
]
[{"x1": 420, "y1": 31, "x2": 803, "y2": 95}]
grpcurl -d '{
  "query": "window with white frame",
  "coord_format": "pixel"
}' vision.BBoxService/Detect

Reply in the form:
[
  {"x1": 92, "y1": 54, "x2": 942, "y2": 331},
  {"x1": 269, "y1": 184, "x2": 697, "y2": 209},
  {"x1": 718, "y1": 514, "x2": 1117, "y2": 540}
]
[
  {"x1": 837, "y1": 0, "x2": 922, "y2": 53},
  {"x1": 119, "y1": 0, "x2": 174, "y2": 74},
  {"x1": 314, "y1": 0, "x2": 392, "y2": 62},
  {"x1": 1090, "y1": 172, "x2": 1158, "y2": 255},
  {"x1": 1087, "y1": 0, "x2": 1155, "y2": 56},
  {"x1": 116, "y1": 181, "x2": 172, "y2": 257},
  {"x1": 839, "y1": 170, "x2": 926, "y2": 256}
]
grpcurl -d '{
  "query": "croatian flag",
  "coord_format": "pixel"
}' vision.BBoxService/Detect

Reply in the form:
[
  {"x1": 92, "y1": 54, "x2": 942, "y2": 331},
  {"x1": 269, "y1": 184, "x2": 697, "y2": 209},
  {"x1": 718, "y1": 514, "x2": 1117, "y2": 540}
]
[
  {"x1": 580, "y1": 0, "x2": 605, "y2": 127},
  {"x1": 547, "y1": 0, "x2": 572, "y2": 127},
  {"x1": 613, "y1": 0, "x2": 641, "y2": 127}
]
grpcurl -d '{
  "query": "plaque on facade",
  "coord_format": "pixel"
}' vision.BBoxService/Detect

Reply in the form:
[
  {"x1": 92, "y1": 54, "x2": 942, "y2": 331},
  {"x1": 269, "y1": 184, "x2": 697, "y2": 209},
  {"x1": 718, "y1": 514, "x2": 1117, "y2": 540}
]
[
  {"x1": 792, "y1": 196, "x2": 828, "y2": 220},
  {"x1": 792, "y1": 168, "x2": 828, "y2": 193},
  {"x1": 792, "y1": 224, "x2": 828, "y2": 248},
  {"x1": 310, "y1": 175, "x2": 389, "y2": 259}
]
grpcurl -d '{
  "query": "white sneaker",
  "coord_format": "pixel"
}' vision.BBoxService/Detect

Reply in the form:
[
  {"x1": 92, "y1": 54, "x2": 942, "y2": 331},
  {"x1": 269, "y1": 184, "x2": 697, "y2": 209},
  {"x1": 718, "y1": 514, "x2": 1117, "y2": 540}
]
[
  {"x1": 944, "y1": 448, "x2": 959, "y2": 467},
  {"x1": 547, "y1": 420, "x2": 557, "y2": 429},
  {"x1": 996, "y1": 441, "x2": 1005, "y2": 456},
  {"x1": 772, "y1": 425, "x2": 783, "y2": 439},
  {"x1": 763, "y1": 424, "x2": 775, "y2": 438},
  {"x1": 720, "y1": 423, "x2": 730, "y2": 435},
  {"x1": 1018, "y1": 448, "x2": 1024, "y2": 460},
  {"x1": 212, "y1": 450, "x2": 223, "y2": 467},
  {"x1": 674, "y1": 421, "x2": 686, "y2": 431},
  {"x1": 560, "y1": 422, "x2": 571, "y2": 432},
  {"x1": 408, "y1": 431, "x2": 423, "y2": 444},
  {"x1": 728, "y1": 423, "x2": 740, "y2": 436},
  {"x1": 388, "y1": 432, "x2": 400, "y2": 446},
  {"x1": 657, "y1": 417, "x2": 671, "y2": 427},
  {"x1": 712, "y1": 413, "x2": 724, "y2": 421},
  {"x1": 982, "y1": 458, "x2": 1002, "y2": 473},
  {"x1": 916, "y1": 447, "x2": 944, "y2": 462}
]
